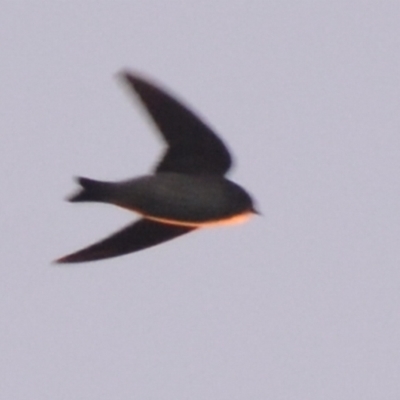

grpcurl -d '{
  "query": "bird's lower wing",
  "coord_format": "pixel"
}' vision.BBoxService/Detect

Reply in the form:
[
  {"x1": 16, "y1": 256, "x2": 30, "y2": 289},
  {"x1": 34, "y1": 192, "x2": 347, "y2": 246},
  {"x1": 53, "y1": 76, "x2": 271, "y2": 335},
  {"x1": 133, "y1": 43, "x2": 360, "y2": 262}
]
[{"x1": 55, "y1": 219, "x2": 195, "y2": 263}]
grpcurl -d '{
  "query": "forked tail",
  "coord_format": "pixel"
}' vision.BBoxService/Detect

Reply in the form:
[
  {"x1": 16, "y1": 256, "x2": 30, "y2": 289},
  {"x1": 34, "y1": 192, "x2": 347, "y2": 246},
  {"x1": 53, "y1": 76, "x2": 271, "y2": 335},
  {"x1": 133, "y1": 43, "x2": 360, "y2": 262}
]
[{"x1": 68, "y1": 177, "x2": 113, "y2": 203}]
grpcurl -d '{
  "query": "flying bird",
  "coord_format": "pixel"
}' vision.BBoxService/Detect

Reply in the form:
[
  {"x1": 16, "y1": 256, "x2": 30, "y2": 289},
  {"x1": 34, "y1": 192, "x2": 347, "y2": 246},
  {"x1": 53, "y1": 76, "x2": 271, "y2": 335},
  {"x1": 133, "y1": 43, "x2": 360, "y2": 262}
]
[{"x1": 56, "y1": 71, "x2": 258, "y2": 263}]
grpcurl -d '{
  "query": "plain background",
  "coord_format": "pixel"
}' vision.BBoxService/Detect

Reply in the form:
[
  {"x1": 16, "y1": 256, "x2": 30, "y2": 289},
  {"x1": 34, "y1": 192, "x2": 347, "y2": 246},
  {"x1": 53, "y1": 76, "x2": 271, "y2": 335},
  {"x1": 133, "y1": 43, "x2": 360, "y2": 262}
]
[{"x1": 1, "y1": 2, "x2": 400, "y2": 399}]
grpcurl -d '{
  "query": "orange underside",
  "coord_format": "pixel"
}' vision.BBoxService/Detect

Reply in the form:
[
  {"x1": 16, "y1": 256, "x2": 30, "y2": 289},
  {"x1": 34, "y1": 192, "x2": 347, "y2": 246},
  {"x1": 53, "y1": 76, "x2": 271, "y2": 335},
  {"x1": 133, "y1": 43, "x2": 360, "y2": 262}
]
[
  {"x1": 116, "y1": 203, "x2": 254, "y2": 227},
  {"x1": 141, "y1": 211, "x2": 254, "y2": 227}
]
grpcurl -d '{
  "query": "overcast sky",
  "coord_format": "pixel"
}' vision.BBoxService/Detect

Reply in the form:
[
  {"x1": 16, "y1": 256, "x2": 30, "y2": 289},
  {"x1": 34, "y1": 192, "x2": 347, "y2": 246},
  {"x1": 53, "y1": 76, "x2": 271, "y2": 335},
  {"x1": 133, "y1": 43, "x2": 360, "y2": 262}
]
[{"x1": 1, "y1": 2, "x2": 400, "y2": 399}]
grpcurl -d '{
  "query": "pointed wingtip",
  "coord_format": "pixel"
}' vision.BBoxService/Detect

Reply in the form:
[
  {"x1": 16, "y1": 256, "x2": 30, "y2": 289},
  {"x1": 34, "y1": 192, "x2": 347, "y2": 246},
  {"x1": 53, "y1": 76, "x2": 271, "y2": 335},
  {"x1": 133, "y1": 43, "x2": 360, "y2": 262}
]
[
  {"x1": 117, "y1": 69, "x2": 145, "y2": 87},
  {"x1": 53, "y1": 246, "x2": 93, "y2": 264},
  {"x1": 53, "y1": 247, "x2": 106, "y2": 263},
  {"x1": 116, "y1": 69, "x2": 131, "y2": 82},
  {"x1": 53, "y1": 253, "x2": 91, "y2": 264},
  {"x1": 53, "y1": 255, "x2": 73, "y2": 264},
  {"x1": 118, "y1": 70, "x2": 168, "y2": 98},
  {"x1": 117, "y1": 70, "x2": 153, "y2": 103}
]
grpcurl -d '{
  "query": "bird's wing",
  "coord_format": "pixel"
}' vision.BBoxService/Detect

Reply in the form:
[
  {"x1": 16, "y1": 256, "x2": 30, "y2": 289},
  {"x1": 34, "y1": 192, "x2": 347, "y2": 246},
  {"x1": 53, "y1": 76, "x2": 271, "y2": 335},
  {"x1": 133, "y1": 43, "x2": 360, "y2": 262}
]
[
  {"x1": 55, "y1": 219, "x2": 194, "y2": 263},
  {"x1": 121, "y1": 71, "x2": 232, "y2": 175}
]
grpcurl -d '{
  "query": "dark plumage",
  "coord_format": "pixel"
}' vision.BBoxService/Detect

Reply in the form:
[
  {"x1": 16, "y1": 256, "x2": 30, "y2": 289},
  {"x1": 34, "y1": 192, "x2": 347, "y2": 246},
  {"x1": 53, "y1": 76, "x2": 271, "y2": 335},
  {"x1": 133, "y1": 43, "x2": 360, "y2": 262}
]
[{"x1": 56, "y1": 72, "x2": 257, "y2": 263}]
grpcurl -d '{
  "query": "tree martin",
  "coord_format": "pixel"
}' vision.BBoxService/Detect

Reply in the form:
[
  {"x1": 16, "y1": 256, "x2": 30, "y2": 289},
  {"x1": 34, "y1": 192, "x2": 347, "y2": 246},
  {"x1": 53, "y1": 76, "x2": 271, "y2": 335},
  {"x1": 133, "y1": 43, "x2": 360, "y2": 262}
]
[{"x1": 56, "y1": 72, "x2": 258, "y2": 263}]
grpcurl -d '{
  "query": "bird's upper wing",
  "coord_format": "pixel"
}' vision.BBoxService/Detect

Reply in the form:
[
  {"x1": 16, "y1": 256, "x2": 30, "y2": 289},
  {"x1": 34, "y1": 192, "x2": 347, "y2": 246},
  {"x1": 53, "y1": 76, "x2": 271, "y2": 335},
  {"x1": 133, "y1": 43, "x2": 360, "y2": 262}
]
[
  {"x1": 121, "y1": 72, "x2": 232, "y2": 175},
  {"x1": 55, "y1": 219, "x2": 194, "y2": 263}
]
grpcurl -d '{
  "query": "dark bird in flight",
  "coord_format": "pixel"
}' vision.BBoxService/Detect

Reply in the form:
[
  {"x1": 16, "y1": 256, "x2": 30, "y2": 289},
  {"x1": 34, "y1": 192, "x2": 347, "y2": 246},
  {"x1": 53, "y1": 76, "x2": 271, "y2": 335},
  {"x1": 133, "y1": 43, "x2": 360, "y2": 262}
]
[{"x1": 56, "y1": 71, "x2": 257, "y2": 263}]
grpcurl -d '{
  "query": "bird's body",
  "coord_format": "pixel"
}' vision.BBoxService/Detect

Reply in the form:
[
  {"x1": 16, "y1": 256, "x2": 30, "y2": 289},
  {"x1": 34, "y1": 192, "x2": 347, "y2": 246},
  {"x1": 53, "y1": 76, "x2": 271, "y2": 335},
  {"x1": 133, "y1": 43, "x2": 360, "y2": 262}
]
[
  {"x1": 56, "y1": 71, "x2": 258, "y2": 263},
  {"x1": 71, "y1": 173, "x2": 254, "y2": 226}
]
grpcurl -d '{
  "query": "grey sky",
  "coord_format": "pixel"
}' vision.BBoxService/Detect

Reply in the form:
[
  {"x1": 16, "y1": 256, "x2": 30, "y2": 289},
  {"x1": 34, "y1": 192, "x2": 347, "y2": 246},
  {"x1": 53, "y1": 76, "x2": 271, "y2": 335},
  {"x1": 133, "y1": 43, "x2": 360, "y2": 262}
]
[{"x1": 1, "y1": 2, "x2": 400, "y2": 399}]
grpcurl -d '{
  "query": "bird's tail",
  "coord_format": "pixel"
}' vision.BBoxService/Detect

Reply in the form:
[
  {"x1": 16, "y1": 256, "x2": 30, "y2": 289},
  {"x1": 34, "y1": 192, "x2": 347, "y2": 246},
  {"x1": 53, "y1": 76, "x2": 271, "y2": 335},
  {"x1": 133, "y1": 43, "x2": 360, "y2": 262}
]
[{"x1": 68, "y1": 177, "x2": 113, "y2": 203}]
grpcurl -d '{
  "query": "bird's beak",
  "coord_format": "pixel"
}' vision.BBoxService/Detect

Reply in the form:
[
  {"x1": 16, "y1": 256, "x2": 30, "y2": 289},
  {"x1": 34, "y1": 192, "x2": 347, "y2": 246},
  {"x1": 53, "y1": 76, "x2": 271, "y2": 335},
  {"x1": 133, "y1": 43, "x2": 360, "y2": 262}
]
[{"x1": 252, "y1": 206, "x2": 262, "y2": 216}]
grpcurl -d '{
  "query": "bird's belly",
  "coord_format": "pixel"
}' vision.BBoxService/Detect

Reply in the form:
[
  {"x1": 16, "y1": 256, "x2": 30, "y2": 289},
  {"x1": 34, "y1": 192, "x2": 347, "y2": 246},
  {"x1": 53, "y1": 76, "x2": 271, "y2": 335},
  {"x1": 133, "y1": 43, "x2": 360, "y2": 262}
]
[{"x1": 143, "y1": 209, "x2": 254, "y2": 227}]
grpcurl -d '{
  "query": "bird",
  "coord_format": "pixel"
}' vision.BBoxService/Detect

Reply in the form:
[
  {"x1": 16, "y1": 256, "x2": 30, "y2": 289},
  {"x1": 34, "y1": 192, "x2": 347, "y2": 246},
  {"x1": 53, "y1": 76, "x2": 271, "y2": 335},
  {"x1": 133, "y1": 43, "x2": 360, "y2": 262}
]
[{"x1": 56, "y1": 71, "x2": 258, "y2": 263}]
